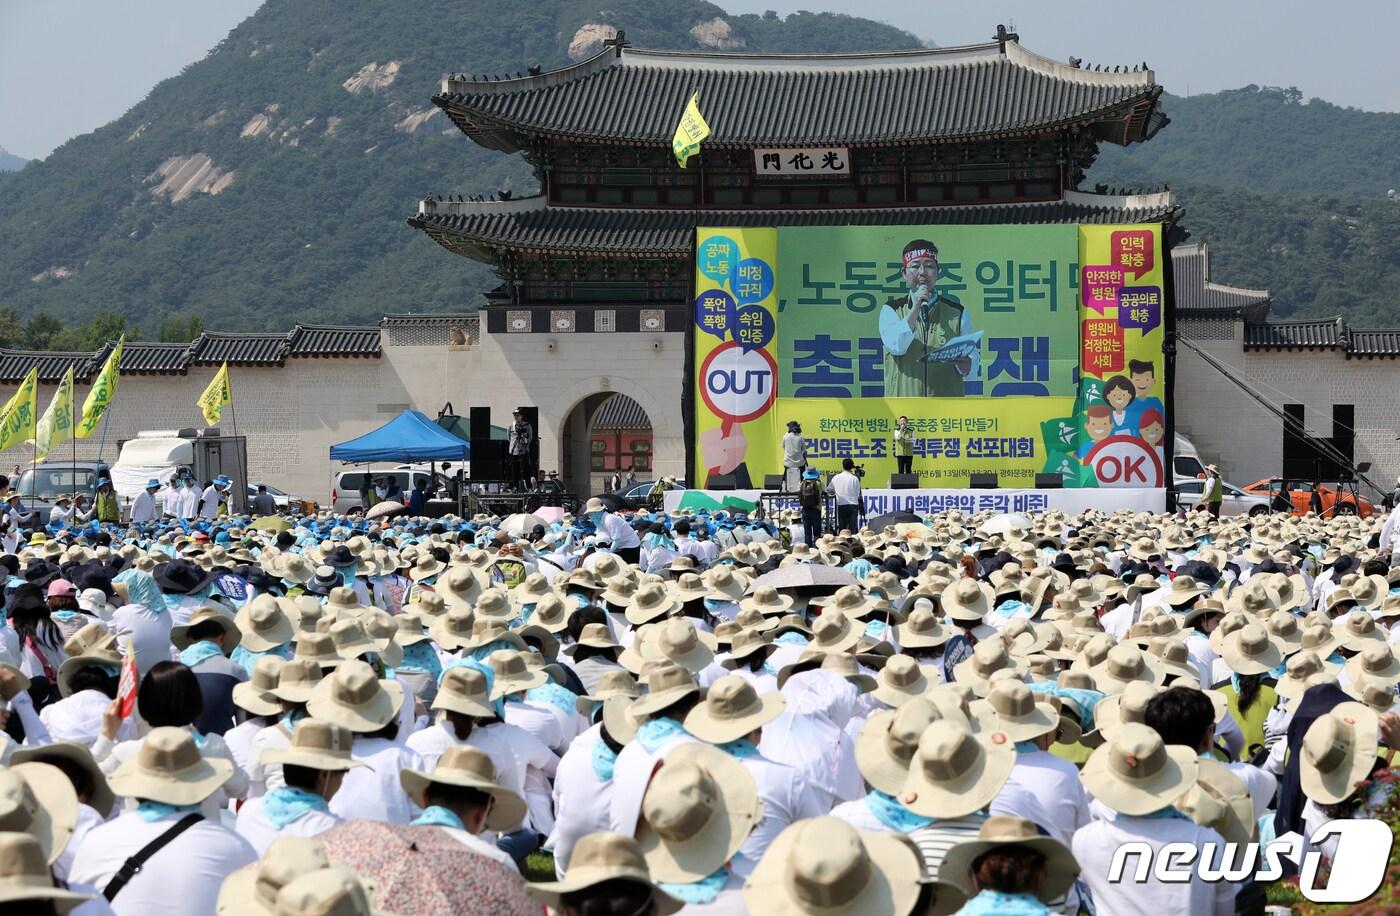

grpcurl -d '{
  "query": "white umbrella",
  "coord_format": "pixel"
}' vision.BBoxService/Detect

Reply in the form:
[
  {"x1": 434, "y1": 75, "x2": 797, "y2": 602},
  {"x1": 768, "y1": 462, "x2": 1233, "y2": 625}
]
[
  {"x1": 365, "y1": 500, "x2": 405, "y2": 520},
  {"x1": 978, "y1": 512, "x2": 1033, "y2": 537},
  {"x1": 499, "y1": 512, "x2": 547, "y2": 535}
]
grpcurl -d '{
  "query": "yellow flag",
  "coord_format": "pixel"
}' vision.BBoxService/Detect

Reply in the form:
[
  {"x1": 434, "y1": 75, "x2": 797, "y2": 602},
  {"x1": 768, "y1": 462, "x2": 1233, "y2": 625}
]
[
  {"x1": 76, "y1": 336, "x2": 123, "y2": 439},
  {"x1": 33, "y1": 366, "x2": 74, "y2": 462},
  {"x1": 0, "y1": 368, "x2": 38, "y2": 452},
  {"x1": 196, "y1": 362, "x2": 232, "y2": 426},
  {"x1": 672, "y1": 91, "x2": 710, "y2": 168}
]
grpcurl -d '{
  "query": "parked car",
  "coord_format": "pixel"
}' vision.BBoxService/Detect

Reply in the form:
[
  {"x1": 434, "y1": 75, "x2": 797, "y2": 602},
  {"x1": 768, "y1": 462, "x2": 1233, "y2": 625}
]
[
  {"x1": 621, "y1": 480, "x2": 687, "y2": 509},
  {"x1": 1240, "y1": 479, "x2": 1375, "y2": 518},
  {"x1": 1172, "y1": 479, "x2": 1271, "y2": 517},
  {"x1": 13, "y1": 462, "x2": 110, "y2": 520},
  {"x1": 331, "y1": 470, "x2": 432, "y2": 514},
  {"x1": 248, "y1": 483, "x2": 294, "y2": 509}
]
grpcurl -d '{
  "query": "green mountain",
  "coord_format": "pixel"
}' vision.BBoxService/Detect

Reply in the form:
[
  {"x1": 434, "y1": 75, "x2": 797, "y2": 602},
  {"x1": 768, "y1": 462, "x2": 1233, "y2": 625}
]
[
  {"x1": 1090, "y1": 86, "x2": 1400, "y2": 325},
  {"x1": 0, "y1": 148, "x2": 25, "y2": 173},
  {"x1": 0, "y1": 0, "x2": 918, "y2": 337}
]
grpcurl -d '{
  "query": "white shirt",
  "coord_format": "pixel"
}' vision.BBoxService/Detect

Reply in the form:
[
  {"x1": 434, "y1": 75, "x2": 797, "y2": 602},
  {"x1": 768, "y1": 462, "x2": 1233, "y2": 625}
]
[
  {"x1": 609, "y1": 726, "x2": 701, "y2": 837},
  {"x1": 504, "y1": 699, "x2": 565, "y2": 754},
  {"x1": 53, "y1": 802, "x2": 106, "y2": 881},
  {"x1": 223, "y1": 719, "x2": 267, "y2": 791},
  {"x1": 1073, "y1": 810, "x2": 1236, "y2": 916},
  {"x1": 199, "y1": 485, "x2": 221, "y2": 519},
  {"x1": 999, "y1": 749, "x2": 1089, "y2": 844},
  {"x1": 249, "y1": 720, "x2": 294, "y2": 794},
  {"x1": 69, "y1": 810, "x2": 257, "y2": 916},
  {"x1": 599, "y1": 513, "x2": 641, "y2": 550},
  {"x1": 1381, "y1": 504, "x2": 1400, "y2": 552},
  {"x1": 108, "y1": 601, "x2": 173, "y2": 679},
  {"x1": 179, "y1": 486, "x2": 200, "y2": 519},
  {"x1": 130, "y1": 490, "x2": 158, "y2": 523},
  {"x1": 829, "y1": 471, "x2": 861, "y2": 506},
  {"x1": 328, "y1": 737, "x2": 425, "y2": 824},
  {"x1": 235, "y1": 794, "x2": 341, "y2": 854},
  {"x1": 94, "y1": 728, "x2": 248, "y2": 820},
  {"x1": 41, "y1": 689, "x2": 130, "y2": 748},
  {"x1": 440, "y1": 826, "x2": 520, "y2": 872},
  {"x1": 547, "y1": 725, "x2": 613, "y2": 875},
  {"x1": 731, "y1": 753, "x2": 825, "y2": 878}
]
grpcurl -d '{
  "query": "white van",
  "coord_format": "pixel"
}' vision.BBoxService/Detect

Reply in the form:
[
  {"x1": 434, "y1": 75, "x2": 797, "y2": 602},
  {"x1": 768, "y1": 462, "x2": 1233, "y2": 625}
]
[
  {"x1": 331, "y1": 470, "x2": 432, "y2": 514},
  {"x1": 1173, "y1": 433, "x2": 1207, "y2": 485}
]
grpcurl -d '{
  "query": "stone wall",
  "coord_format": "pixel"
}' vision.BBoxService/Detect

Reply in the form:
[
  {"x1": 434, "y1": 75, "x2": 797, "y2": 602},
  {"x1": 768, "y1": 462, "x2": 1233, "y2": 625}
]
[
  {"x1": 1176, "y1": 325, "x2": 1400, "y2": 493},
  {"x1": 0, "y1": 324, "x2": 687, "y2": 505}
]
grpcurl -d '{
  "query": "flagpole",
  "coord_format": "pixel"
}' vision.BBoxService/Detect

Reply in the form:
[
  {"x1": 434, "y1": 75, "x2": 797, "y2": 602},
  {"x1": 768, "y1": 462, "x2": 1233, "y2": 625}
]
[{"x1": 29, "y1": 385, "x2": 37, "y2": 525}]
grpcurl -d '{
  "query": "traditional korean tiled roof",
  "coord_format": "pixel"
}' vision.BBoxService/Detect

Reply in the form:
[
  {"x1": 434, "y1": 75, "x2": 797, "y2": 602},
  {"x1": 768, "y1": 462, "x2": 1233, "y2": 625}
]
[
  {"x1": 0, "y1": 351, "x2": 99, "y2": 384},
  {"x1": 1243, "y1": 318, "x2": 1346, "y2": 350},
  {"x1": 190, "y1": 332, "x2": 290, "y2": 366},
  {"x1": 409, "y1": 189, "x2": 1182, "y2": 260},
  {"x1": 115, "y1": 342, "x2": 191, "y2": 375},
  {"x1": 1171, "y1": 241, "x2": 1271, "y2": 320},
  {"x1": 592, "y1": 394, "x2": 650, "y2": 430},
  {"x1": 435, "y1": 37, "x2": 1165, "y2": 152},
  {"x1": 1348, "y1": 329, "x2": 1400, "y2": 357},
  {"x1": 288, "y1": 325, "x2": 381, "y2": 358}
]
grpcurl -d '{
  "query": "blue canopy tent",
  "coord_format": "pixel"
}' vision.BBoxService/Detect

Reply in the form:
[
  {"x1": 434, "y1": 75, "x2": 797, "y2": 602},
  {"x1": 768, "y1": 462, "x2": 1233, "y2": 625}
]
[{"x1": 329, "y1": 410, "x2": 471, "y2": 463}]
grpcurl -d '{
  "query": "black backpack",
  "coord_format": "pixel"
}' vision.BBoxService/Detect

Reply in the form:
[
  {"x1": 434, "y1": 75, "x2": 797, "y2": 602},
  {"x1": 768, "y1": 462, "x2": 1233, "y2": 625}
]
[{"x1": 798, "y1": 478, "x2": 822, "y2": 509}]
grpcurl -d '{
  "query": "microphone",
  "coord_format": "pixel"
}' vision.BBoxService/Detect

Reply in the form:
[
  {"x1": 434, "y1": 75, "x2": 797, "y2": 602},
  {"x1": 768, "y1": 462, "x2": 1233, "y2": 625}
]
[{"x1": 914, "y1": 284, "x2": 931, "y2": 318}]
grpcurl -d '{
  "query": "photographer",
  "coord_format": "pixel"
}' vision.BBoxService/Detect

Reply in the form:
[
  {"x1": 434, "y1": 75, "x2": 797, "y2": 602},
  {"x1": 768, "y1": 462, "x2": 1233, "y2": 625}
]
[
  {"x1": 781, "y1": 420, "x2": 806, "y2": 492},
  {"x1": 829, "y1": 458, "x2": 863, "y2": 534}
]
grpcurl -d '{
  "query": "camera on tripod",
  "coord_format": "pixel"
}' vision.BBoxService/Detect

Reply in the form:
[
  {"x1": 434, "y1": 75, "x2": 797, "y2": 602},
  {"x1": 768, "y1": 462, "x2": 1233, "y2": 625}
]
[{"x1": 852, "y1": 463, "x2": 866, "y2": 479}]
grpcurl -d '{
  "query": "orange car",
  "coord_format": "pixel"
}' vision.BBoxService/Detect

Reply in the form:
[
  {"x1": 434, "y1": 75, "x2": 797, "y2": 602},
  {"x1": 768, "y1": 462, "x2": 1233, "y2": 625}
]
[{"x1": 1240, "y1": 479, "x2": 1375, "y2": 518}]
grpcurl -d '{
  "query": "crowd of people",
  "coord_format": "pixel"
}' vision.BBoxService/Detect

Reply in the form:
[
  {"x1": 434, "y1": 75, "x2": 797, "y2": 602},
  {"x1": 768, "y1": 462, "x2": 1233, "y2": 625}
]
[{"x1": 0, "y1": 486, "x2": 1394, "y2": 915}]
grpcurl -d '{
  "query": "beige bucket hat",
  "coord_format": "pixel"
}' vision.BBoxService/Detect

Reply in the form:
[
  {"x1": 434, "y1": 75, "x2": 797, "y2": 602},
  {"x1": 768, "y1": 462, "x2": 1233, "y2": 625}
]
[
  {"x1": 305, "y1": 660, "x2": 405, "y2": 733},
  {"x1": 327, "y1": 618, "x2": 391, "y2": 663},
  {"x1": 721, "y1": 629, "x2": 777, "y2": 668},
  {"x1": 939, "y1": 816, "x2": 1080, "y2": 903},
  {"x1": 0, "y1": 762, "x2": 78, "y2": 866},
  {"x1": 806, "y1": 612, "x2": 863, "y2": 654},
  {"x1": 1081, "y1": 722, "x2": 1199, "y2": 816},
  {"x1": 562, "y1": 623, "x2": 622, "y2": 658},
  {"x1": 871, "y1": 655, "x2": 930, "y2": 708},
  {"x1": 262, "y1": 719, "x2": 366, "y2": 772},
  {"x1": 941, "y1": 579, "x2": 994, "y2": 624},
  {"x1": 457, "y1": 620, "x2": 527, "y2": 655},
  {"x1": 274, "y1": 867, "x2": 383, "y2": 916},
  {"x1": 170, "y1": 606, "x2": 242, "y2": 654},
  {"x1": 742, "y1": 817, "x2": 923, "y2": 916},
  {"x1": 574, "y1": 669, "x2": 640, "y2": 716},
  {"x1": 271, "y1": 658, "x2": 324, "y2": 704},
  {"x1": 1145, "y1": 637, "x2": 1196, "y2": 681},
  {"x1": 1218, "y1": 623, "x2": 1285, "y2": 676},
  {"x1": 0, "y1": 833, "x2": 91, "y2": 913},
  {"x1": 1343, "y1": 644, "x2": 1400, "y2": 685},
  {"x1": 1177, "y1": 759, "x2": 1257, "y2": 848},
  {"x1": 471, "y1": 589, "x2": 515, "y2": 623},
  {"x1": 400, "y1": 746, "x2": 527, "y2": 832},
  {"x1": 894, "y1": 605, "x2": 950, "y2": 649},
  {"x1": 628, "y1": 663, "x2": 700, "y2": 718},
  {"x1": 485, "y1": 650, "x2": 548, "y2": 699},
  {"x1": 233, "y1": 656, "x2": 286, "y2": 717},
  {"x1": 427, "y1": 608, "x2": 475, "y2": 651},
  {"x1": 626, "y1": 582, "x2": 683, "y2": 626},
  {"x1": 854, "y1": 698, "x2": 939, "y2": 794},
  {"x1": 1347, "y1": 675, "x2": 1398, "y2": 713},
  {"x1": 392, "y1": 613, "x2": 430, "y2": 648},
  {"x1": 527, "y1": 832, "x2": 682, "y2": 915},
  {"x1": 739, "y1": 586, "x2": 795, "y2": 618},
  {"x1": 1333, "y1": 611, "x2": 1388, "y2": 653},
  {"x1": 10, "y1": 742, "x2": 113, "y2": 819},
  {"x1": 1092, "y1": 681, "x2": 1160, "y2": 744},
  {"x1": 647, "y1": 619, "x2": 716, "y2": 674},
  {"x1": 1088, "y1": 644, "x2": 1165, "y2": 694},
  {"x1": 108, "y1": 727, "x2": 235, "y2": 806},
  {"x1": 217, "y1": 837, "x2": 331, "y2": 916},
  {"x1": 899, "y1": 719, "x2": 1015, "y2": 818},
  {"x1": 236, "y1": 595, "x2": 295, "y2": 653},
  {"x1": 1263, "y1": 611, "x2": 1304, "y2": 656},
  {"x1": 683, "y1": 675, "x2": 785, "y2": 744},
  {"x1": 431, "y1": 666, "x2": 497, "y2": 718},
  {"x1": 731, "y1": 608, "x2": 778, "y2": 635},
  {"x1": 1299, "y1": 701, "x2": 1379, "y2": 805},
  {"x1": 971, "y1": 679, "x2": 1060, "y2": 742},
  {"x1": 1274, "y1": 650, "x2": 1339, "y2": 700},
  {"x1": 951, "y1": 640, "x2": 1028, "y2": 697},
  {"x1": 636, "y1": 742, "x2": 762, "y2": 883}
]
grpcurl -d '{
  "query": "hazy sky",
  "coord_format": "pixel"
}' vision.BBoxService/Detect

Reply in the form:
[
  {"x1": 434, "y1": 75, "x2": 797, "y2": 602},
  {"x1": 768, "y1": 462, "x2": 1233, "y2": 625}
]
[{"x1": 2, "y1": 0, "x2": 1397, "y2": 160}]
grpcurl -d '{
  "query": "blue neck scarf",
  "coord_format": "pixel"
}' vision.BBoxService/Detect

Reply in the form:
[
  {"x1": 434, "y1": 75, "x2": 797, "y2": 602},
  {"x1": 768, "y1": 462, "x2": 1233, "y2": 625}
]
[
  {"x1": 657, "y1": 862, "x2": 733, "y2": 904},
  {"x1": 1026, "y1": 682, "x2": 1106, "y2": 732},
  {"x1": 773, "y1": 632, "x2": 809, "y2": 647},
  {"x1": 526, "y1": 681, "x2": 579, "y2": 717},
  {"x1": 864, "y1": 790, "x2": 933, "y2": 833},
  {"x1": 281, "y1": 708, "x2": 308, "y2": 730},
  {"x1": 231, "y1": 642, "x2": 293, "y2": 673},
  {"x1": 51, "y1": 610, "x2": 80, "y2": 622},
  {"x1": 1139, "y1": 806, "x2": 1192, "y2": 821},
  {"x1": 993, "y1": 599, "x2": 1032, "y2": 621},
  {"x1": 1015, "y1": 740, "x2": 1042, "y2": 754},
  {"x1": 717, "y1": 738, "x2": 760, "y2": 759},
  {"x1": 390, "y1": 642, "x2": 444, "y2": 683},
  {"x1": 412, "y1": 806, "x2": 466, "y2": 829},
  {"x1": 263, "y1": 786, "x2": 329, "y2": 829},
  {"x1": 591, "y1": 739, "x2": 618, "y2": 781},
  {"x1": 863, "y1": 619, "x2": 890, "y2": 640},
  {"x1": 178, "y1": 640, "x2": 224, "y2": 668},
  {"x1": 136, "y1": 801, "x2": 200, "y2": 823},
  {"x1": 958, "y1": 890, "x2": 1050, "y2": 916},
  {"x1": 636, "y1": 717, "x2": 689, "y2": 753},
  {"x1": 438, "y1": 659, "x2": 506, "y2": 719}
]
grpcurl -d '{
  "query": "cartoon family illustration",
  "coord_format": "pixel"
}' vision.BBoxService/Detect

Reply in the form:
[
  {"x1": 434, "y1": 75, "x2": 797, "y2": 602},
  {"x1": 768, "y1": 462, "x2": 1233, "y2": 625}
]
[{"x1": 1076, "y1": 359, "x2": 1166, "y2": 459}]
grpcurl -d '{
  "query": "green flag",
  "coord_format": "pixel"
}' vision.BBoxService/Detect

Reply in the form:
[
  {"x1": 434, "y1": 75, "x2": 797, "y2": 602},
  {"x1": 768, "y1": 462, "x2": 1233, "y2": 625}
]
[{"x1": 76, "y1": 336, "x2": 123, "y2": 439}]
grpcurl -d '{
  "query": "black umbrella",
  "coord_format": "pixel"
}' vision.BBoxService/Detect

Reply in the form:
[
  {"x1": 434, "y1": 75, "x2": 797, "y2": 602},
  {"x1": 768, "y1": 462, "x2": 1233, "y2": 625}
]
[
  {"x1": 589, "y1": 493, "x2": 629, "y2": 513},
  {"x1": 152, "y1": 559, "x2": 219, "y2": 595},
  {"x1": 867, "y1": 511, "x2": 922, "y2": 532}
]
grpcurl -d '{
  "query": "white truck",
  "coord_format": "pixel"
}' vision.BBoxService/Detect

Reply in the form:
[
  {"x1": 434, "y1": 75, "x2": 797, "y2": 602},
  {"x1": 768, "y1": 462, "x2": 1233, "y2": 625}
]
[{"x1": 110, "y1": 428, "x2": 249, "y2": 514}]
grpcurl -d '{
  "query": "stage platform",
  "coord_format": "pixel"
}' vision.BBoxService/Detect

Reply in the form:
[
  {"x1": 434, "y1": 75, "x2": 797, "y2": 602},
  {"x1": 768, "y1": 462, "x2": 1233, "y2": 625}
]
[{"x1": 664, "y1": 487, "x2": 1165, "y2": 517}]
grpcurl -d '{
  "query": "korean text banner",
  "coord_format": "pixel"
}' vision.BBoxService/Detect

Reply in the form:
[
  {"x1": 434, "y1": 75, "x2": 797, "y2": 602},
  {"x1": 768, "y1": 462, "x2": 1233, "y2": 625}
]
[{"x1": 692, "y1": 224, "x2": 1166, "y2": 490}]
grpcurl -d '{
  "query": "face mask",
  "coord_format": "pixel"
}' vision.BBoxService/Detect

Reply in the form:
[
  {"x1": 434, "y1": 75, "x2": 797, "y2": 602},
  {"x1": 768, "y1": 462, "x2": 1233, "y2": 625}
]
[
  {"x1": 703, "y1": 598, "x2": 728, "y2": 612},
  {"x1": 587, "y1": 512, "x2": 605, "y2": 528}
]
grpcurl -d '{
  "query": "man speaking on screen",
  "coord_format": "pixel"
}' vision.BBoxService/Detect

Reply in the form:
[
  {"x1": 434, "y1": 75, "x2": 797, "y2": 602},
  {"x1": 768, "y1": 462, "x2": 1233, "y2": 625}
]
[{"x1": 879, "y1": 239, "x2": 977, "y2": 397}]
